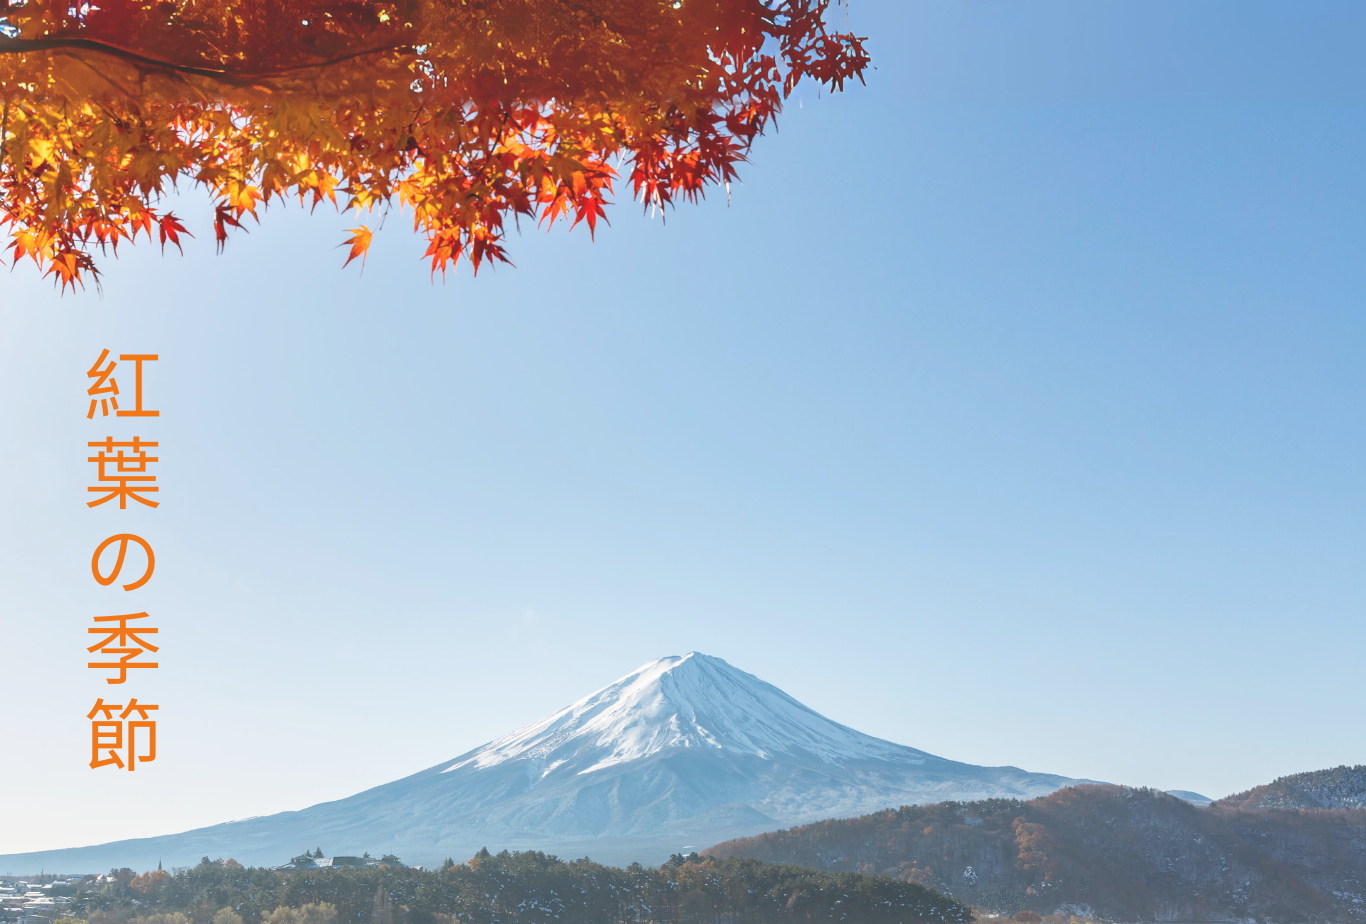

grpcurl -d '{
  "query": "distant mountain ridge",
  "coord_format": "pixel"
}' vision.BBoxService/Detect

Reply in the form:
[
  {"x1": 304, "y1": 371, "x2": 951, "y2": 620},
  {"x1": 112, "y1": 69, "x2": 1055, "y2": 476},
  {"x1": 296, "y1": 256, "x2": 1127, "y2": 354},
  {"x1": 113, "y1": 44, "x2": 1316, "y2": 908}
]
[
  {"x1": 707, "y1": 782, "x2": 1366, "y2": 923},
  {"x1": 1217, "y1": 764, "x2": 1366, "y2": 811},
  {"x1": 0, "y1": 652, "x2": 1087, "y2": 873}
]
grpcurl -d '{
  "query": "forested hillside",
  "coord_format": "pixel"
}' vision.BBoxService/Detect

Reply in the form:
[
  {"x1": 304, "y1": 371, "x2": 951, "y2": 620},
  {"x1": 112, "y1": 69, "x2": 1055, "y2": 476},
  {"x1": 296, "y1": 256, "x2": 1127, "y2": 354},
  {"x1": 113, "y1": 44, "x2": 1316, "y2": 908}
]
[
  {"x1": 61, "y1": 851, "x2": 972, "y2": 924},
  {"x1": 706, "y1": 784, "x2": 1366, "y2": 923},
  {"x1": 1218, "y1": 765, "x2": 1366, "y2": 811}
]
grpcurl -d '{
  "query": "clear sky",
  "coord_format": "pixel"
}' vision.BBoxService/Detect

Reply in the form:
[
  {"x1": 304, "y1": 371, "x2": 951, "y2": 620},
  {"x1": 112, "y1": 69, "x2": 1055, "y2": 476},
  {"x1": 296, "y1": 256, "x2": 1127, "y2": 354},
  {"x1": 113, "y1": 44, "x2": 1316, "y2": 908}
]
[{"x1": 2, "y1": 0, "x2": 1365, "y2": 858}]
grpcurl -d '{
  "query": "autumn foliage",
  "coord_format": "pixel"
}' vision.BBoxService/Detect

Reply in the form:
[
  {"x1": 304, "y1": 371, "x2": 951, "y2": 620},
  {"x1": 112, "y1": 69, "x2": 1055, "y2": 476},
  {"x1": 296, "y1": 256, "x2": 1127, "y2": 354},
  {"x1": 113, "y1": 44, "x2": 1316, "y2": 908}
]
[
  {"x1": 707, "y1": 785, "x2": 1366, "y2": 921},
  {"x1": 0, "y1": 0, "x2": 870, "y2": 288},
  {"x1": 129, "y1": 869, "x2": 171, "y2": 894},
  {"x1": 70, "y1": 852, "x2": 970, "y2": 924}
]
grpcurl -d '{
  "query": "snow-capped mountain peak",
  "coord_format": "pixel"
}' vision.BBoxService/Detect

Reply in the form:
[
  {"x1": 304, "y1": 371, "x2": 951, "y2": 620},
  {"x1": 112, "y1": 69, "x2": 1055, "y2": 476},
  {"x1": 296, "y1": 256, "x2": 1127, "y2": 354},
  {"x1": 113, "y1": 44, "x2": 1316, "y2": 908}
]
[
  {"x1": 0, "y1": 651, "x2": 1089, "y2": 870},
  {"x1": 446, "y1": 652, "x2": 924, "y2": 778}
]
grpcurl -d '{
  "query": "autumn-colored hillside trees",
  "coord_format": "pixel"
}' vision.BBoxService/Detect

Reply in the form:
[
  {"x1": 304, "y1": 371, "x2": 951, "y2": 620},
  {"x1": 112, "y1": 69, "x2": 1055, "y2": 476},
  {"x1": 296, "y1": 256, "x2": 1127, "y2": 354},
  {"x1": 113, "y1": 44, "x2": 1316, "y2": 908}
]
[
  {"x1": 0, "y1": 0, "x2": 869, "y2": 288},
  {"x1": 63, "y1": 851, "x2": 972, "y2": 924},
  {"x1": 707, "y1": 784, "x2": 1366, "y2": 922}
]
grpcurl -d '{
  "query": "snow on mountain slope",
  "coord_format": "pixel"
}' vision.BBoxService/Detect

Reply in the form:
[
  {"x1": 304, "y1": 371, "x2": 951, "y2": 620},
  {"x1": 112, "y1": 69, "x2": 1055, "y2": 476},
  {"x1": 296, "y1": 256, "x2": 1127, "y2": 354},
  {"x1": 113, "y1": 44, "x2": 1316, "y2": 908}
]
[
  {"x1": 450, "y1": 653, "x2": 921, "y2": 776},
  {"x1": 0, "y1": 653, "x2": 1091, "y2": 872}
]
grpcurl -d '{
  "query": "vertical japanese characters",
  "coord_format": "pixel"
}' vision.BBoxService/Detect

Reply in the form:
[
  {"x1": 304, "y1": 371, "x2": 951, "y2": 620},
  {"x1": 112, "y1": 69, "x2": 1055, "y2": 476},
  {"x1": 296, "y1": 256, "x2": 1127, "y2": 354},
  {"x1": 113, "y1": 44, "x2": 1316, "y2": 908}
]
[{"x1": 85, "y1": 352, "x2": 160, "y2": 770}]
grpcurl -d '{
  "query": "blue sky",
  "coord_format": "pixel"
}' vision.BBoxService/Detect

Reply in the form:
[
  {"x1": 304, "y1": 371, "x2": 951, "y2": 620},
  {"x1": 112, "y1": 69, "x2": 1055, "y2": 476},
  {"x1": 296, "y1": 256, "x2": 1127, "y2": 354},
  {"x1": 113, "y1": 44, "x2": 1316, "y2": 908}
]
[{"x1": 2, "y1": 0, "x2": 1365, "y2": 857}]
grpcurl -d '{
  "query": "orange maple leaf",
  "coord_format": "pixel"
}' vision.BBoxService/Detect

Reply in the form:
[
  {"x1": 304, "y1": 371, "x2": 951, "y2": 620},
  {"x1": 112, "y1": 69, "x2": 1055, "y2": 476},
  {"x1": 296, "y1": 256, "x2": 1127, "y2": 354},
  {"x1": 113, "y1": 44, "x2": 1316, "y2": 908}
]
[{"x1": 339, "y1": 226, "x2": 373, "y2": 271}]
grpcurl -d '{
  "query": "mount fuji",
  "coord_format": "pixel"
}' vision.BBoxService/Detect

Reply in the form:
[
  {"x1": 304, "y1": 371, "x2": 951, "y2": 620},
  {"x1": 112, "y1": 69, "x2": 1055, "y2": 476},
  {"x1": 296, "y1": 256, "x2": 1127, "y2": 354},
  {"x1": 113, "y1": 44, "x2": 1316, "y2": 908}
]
[{"x1": 0, "y1": 653, "x2": 1089, "y2": 872}]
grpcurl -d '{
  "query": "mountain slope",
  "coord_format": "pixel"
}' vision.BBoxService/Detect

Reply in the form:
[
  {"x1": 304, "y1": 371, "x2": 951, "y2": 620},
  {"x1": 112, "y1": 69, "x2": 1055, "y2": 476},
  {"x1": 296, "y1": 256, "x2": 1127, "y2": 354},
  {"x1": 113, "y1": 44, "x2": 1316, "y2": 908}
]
[
  {"x1": 0, "y1": 653, "x2": 1086, "y2": 872},
  {"x1": 707, "y1": 783, "x2": 1366, "y2": 923},
  {"x1": 1217, "y1": 764, "x2": 1366, "y2": 811}
]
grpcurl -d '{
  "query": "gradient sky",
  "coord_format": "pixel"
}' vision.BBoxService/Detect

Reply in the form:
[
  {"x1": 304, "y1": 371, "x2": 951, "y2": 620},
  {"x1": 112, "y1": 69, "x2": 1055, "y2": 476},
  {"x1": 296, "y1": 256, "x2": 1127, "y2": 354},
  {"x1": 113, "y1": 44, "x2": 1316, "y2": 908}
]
[{"x1": 3, "y1": 0, "x2": 1365, "y2": 859}]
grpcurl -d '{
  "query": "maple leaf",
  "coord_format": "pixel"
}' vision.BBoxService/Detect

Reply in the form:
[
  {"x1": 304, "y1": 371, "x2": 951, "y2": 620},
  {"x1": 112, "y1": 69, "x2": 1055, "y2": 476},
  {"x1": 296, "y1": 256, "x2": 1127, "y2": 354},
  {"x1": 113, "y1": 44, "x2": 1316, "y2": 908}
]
[
  {"x1": 213, "y1": 204, "x2": 246, "y2": 254},
  {"x1": 158, "y1": 214, "x2": 191, "y2": 254},
  {"x1": 339, "y1": 225, "x2": 373, "y2": 271},
  {"x1": 45, "y1": 249, "x2": 98, "y2": 293}
]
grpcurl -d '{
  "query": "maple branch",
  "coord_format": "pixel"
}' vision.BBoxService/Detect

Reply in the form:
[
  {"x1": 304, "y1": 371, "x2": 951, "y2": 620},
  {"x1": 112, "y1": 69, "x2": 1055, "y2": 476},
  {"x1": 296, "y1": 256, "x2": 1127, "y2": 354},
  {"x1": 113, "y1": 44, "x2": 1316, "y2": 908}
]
[{"x1": 0, "y1": 36, "x2": 405, "y2": 85}]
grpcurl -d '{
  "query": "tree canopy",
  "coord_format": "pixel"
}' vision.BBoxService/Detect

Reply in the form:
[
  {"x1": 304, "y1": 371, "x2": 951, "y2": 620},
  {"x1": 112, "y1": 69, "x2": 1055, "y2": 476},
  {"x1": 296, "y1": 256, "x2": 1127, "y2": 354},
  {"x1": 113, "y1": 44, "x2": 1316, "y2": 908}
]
[
  {"x1": 0, "y1": 0, "x2": 869, "y2": 288},
  {"x1": 68, "y1": 849, "x2": 971, "y2": 924}
]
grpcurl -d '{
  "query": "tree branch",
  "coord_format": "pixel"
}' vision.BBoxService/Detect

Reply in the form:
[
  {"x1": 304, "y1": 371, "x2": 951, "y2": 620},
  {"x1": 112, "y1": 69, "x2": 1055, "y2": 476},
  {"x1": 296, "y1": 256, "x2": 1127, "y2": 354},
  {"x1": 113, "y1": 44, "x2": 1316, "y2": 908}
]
[{"x1": 0, "y1": 36, "x2": 405, "y2": 85}]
